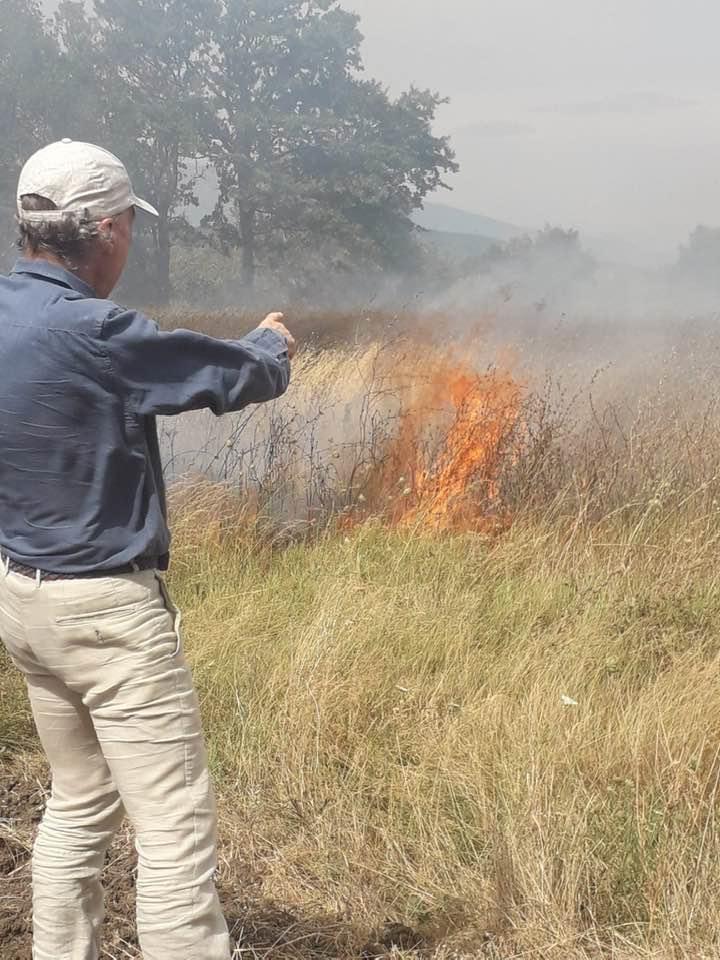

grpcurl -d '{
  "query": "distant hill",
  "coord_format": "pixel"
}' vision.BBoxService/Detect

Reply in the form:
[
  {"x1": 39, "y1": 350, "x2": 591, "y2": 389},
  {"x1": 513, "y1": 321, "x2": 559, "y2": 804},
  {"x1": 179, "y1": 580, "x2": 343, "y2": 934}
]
[
  {"x1": 413, "y1": 202, "x2": 523, "y2": 243},
  {"x1": 419, "y1": 229, "x2": 498, "y2": 261}
]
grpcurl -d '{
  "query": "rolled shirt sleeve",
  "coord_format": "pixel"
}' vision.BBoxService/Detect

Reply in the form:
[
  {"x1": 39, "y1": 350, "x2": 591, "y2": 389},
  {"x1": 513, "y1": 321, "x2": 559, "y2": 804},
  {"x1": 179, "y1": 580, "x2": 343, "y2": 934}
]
[{"x1": 100, "y1": 308, "x2": 291, "y2": 416}]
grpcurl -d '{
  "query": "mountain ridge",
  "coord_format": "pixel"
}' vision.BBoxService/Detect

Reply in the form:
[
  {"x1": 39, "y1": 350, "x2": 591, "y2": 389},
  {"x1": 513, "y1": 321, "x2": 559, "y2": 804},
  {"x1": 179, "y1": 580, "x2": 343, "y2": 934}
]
[{"x1": 413, "y1": 202, "x2": 523, "y2": 242}]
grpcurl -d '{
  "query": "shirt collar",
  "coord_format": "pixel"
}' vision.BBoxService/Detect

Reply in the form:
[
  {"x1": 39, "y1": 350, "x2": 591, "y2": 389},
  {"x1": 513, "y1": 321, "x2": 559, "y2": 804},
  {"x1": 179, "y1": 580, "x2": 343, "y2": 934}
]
[{"x1": 12, "y1": 258, "x2": 98, "y2": 299}]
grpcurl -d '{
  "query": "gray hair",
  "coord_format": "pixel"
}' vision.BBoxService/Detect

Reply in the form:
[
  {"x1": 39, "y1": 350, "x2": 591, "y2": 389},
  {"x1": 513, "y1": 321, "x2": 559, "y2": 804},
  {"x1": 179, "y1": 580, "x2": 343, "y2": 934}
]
[{"x1": 17, "y1": 195, "x2": 101, "y2": 267}]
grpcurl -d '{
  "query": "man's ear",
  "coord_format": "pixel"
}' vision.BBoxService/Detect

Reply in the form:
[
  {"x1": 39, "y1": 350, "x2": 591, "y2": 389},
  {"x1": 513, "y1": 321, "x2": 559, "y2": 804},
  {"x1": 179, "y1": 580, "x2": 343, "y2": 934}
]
[{"x1": 97, "y1": 217, "x2": 115, "y2": 245}]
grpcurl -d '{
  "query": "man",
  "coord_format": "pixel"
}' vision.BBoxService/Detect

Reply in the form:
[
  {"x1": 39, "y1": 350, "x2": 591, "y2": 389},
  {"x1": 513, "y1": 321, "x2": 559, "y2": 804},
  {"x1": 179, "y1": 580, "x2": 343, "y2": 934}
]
[{"x1": 0, "y1": 139, "x2": 295, "y2": 960}]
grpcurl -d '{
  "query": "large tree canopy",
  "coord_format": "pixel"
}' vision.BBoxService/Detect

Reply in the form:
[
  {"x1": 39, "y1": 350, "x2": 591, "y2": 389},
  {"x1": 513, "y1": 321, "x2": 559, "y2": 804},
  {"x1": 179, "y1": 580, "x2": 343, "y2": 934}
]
[
  {"x1": 1, "y1": 0, "x2": 457, "y2": 302},
  {"x1": 202, "y1": 0, "x2": 457, "y2": 294}
]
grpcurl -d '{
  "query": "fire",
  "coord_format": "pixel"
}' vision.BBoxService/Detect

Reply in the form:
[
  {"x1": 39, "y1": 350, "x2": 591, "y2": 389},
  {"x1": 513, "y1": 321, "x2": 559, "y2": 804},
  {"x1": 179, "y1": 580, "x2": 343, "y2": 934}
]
[
  {"x1": 404, "y1": 363, "x2": 523, "y2": 530},
  {"x1": 354, "y1": 349, "x2": 524, "y2": 533}
]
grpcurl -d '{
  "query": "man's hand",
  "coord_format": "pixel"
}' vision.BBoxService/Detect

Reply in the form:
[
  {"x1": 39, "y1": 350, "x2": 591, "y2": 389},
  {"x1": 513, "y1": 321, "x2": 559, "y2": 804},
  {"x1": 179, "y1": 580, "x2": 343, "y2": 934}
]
[{"x1": 259, "y1": 312, "x2": 296, "y2": 360}]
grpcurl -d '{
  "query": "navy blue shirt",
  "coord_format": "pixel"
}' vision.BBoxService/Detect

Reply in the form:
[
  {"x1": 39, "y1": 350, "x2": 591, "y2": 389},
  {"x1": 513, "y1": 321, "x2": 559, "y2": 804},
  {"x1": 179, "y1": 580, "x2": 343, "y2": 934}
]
[{"x1": 0, "y1": 259, "x2": 290, "y2": 573}]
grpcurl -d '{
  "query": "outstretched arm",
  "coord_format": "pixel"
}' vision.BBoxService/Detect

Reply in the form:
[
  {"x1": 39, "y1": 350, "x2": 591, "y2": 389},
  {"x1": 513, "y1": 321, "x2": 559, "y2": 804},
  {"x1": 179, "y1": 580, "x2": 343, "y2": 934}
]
[{"x1": 100, "y1": 309, "x2": 293, "y2": 417}]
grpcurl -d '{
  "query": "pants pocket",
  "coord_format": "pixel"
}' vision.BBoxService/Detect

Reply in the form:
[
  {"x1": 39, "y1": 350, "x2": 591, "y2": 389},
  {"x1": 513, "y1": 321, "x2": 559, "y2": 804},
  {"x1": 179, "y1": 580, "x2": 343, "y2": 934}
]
[
  {"x1": 155, "y1": 574, "x2": 183, "y2": 658},
  {"x1": 55, "y1": 601, "x2": 142, "y2": 626},
  {"x1": 54, "y1": 572, "x2": 156, "y2": 626}
]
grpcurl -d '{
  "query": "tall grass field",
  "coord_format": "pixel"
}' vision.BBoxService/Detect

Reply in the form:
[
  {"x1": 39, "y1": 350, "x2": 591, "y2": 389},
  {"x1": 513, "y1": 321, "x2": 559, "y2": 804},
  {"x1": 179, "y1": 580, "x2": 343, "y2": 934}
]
[{"x1": 3, "y1": 309, "x2": 720, "y2": 958}]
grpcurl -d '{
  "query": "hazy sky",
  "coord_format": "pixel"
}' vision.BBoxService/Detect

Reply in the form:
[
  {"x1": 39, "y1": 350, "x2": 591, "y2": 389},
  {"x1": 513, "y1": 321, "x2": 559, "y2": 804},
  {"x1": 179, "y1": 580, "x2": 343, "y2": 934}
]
[{"x1": 348, "y1": 0, "x2": 720, "y2": 259}]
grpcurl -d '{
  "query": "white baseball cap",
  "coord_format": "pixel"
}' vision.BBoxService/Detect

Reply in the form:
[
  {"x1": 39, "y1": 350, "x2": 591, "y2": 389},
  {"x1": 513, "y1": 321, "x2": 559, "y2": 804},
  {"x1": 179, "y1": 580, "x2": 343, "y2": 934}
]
[{"x1": 17, "y1": 139, "x2": 159, "y2": 223}]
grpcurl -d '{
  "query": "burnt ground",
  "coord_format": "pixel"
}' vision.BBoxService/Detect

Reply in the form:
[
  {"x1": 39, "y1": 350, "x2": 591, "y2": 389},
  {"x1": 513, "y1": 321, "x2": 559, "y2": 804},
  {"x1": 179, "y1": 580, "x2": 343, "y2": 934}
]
[{"x1": 0, "y1": 756, "x2": 436, "y2": 960}]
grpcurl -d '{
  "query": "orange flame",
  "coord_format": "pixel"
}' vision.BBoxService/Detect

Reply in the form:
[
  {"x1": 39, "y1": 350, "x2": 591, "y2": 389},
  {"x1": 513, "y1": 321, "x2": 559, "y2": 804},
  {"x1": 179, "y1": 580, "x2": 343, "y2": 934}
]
[{"x1": 353, "y1": 350, "x2": 523, "y2": 533}]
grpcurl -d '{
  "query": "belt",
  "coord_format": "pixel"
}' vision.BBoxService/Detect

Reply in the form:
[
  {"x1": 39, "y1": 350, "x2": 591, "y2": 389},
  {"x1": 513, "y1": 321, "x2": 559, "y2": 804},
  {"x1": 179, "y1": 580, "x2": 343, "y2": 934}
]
[{"x1": 3, "y1": 555, "x2": 159, "y2": 582}]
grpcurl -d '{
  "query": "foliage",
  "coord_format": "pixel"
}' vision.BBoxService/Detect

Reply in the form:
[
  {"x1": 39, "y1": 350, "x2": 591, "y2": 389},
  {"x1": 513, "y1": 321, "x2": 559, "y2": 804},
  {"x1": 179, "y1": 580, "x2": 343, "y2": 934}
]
[
  {"x1": 473, "y1": 225, "x2": 595, "y2": 277},
  {"x1": 203, "y1": 0, "x2": 457, "y2": 294},
  {"x1": 55, "y1": 0, "x2": 219, "y2": 302},
  {"x1": 0, "y1": 0, "x2": 69, "y2": 265},
  {"x1": 674, "y1": 224, "x2": 720, "y2": 291},
  {"x1": 1, "y1": 0, "x2": 457, "y2": 302}
]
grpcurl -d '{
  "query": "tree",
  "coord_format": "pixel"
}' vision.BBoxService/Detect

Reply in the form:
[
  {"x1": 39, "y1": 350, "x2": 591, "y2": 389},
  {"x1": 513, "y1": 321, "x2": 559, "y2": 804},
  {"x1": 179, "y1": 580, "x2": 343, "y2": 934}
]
[
  {"x1": 674, "y1": 225, "x2": 720, "y2": 291},
  {"x1": 3, "y1": 0, "x2": 458, "y2": 303},
  {"x1": 204, "y1": 0, "x2": 458, "y2": 293},
  {"x1": 56, "y1": 0, "x2": 218, "y2": 302},
  {"x1": 0, "y1": 0, "x2": 68, "y2": 264}
]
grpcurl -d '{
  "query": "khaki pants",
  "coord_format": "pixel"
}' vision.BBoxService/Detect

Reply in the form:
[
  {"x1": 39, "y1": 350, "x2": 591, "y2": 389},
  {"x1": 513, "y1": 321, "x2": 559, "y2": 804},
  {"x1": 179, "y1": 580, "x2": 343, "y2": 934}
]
[{"x1": 0, "y1": 566, "x2": 231, "y2": 960}]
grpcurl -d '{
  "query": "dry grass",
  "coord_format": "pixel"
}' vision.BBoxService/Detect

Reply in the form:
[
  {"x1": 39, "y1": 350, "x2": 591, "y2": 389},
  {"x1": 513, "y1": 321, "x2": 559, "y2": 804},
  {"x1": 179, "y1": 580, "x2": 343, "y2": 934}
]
[
  {"x1": 165, "y1": 329, "x2": 720, "y2": 957},
  {"x1": 4, "y1": 318, "x2": 720, "y2": 957},
  {"x1": 163, "y1": 508, "x2": 720, "y2": 959},
  {"x1": 157, "y1": 324, "x2": 720, "y2": 535}
]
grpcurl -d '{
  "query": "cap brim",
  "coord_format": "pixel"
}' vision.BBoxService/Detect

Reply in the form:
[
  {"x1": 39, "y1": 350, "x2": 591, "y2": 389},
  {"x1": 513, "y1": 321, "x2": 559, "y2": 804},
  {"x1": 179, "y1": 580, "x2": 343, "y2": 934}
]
[{"x1": 132, "y1": 195, "x2": 159, "y2": 218}]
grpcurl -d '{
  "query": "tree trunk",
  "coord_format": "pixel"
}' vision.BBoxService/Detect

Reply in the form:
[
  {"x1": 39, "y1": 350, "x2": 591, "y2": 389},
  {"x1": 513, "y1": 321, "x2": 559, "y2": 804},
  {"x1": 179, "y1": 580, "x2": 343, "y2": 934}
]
[{"x1": 239, "y1": 207, "x2": 256, "y2": 290}]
